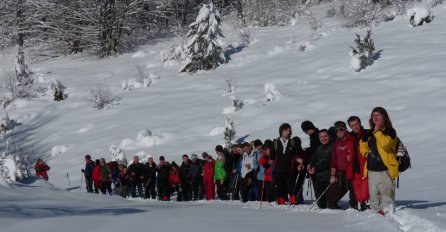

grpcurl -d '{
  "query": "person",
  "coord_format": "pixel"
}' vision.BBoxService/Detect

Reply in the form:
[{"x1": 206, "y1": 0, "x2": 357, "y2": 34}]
[
  {"x1": 252, "y1": 139, "x2": 264, "y2": 201},
  {"x1": 203, "y1": 153, "x2": 216, "y2": 200},
  {"x1": 118, "y1": 164, "x2": 130, "y2": 198},
  {"x1": 301, "y1": 120, "x2": 320, "y2": 162},
  {"x1": 216, "y1": 145, "x2": 232, "y2": 197},
  {"x1": 143, "y1": 155, "x2": 157, "y2": 199},
  {"x1": 99, "y1": 158, "x2": 112, "y2": 195},
  {"x1": 82, "y1": 154, "x2": 95, "y2": 193},
  {"x1": 34, "y1": 159, "x2": 50, "y2": 181},
  {"x1": 108, "y1": 160, "x2": 119, "y2": 194},
  {"x1": 157, "y1": 156, "x2": 171, "y2": 201},
  {"x1": 169, "y1": 161, "x2": 182, "y2": 201},
  {"x1": 348, "y1": 116, "x2": 370, "y2": 211},
  {"x1": 258, "y1": 140, "x2": 275, "y2": 202},
  {"x1": 273, "y1": 123, "x2": 298, "y2": 205},
  {"x1": 214, "y1": 151, "x2": 228, "y2": 200},
  {"x1": 291, "y1": 136, "x2": 307, "y2": 205},
  {"x1": 180, "y1": 154, "x2": 192, "y2": 201},
  {"x1": 189, "y1": 154, "x2": 203, "y2": 201},
  {"x1": 307, "y1": 129, "x2": 333, "y2": 209},
  {"x1": 92, "y1": 159, "x2": 101, "y2": 193},
  {"x1": 240, "y1": 142, "x2": 255, "y2": 202},
  {"x1": 327, "y1": 121, "x2": 355, "y2": 209},
  {"x1": 229, "y1": 144, "x2": 243, "y2": 200},
  {"x1": 127, "y1": 156, "x2": 144, "y2": 198},
  {"x1": 360, "y1": 107, "x2": 399, "y2": 215}
]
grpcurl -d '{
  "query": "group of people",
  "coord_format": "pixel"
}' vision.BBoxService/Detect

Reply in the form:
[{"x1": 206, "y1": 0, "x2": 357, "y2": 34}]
[{"x1": 80, "y1": 106, "x2": 400, "y2": 216}]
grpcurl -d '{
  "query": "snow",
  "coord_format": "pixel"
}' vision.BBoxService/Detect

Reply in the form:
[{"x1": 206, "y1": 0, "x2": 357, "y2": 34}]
[
  {"x1": 407, "y1": 7, "x2": 431, "y2": 25},
  {"x1": 1, "y1": 2, "x2": 446, "y2": 232}
]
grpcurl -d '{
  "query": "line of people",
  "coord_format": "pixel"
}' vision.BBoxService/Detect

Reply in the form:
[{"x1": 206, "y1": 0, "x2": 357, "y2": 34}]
[{"x1": 81, "y1": 107, "x2": 400, "y2": 215}]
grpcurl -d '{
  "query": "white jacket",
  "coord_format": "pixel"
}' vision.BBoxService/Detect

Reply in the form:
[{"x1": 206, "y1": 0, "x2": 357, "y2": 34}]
[{"x1": 241, "y1": 152, "x2": 254, "y2": 178}]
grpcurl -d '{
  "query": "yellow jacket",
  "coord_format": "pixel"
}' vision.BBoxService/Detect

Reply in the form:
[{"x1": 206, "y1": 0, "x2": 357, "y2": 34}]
[{"x1": 359, "y1": 130, "x2": 399, "y2": 179}]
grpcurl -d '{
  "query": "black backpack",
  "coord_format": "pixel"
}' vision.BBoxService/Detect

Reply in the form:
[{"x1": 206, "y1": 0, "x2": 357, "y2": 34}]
[{"x1": 396, "y1": 138, "x2": 411, "y2": 172}]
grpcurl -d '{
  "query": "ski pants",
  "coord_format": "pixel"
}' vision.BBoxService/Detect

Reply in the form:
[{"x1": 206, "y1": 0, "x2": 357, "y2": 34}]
[{"x1": 368, "y1": 170, "x2": 395, "y2": 212}]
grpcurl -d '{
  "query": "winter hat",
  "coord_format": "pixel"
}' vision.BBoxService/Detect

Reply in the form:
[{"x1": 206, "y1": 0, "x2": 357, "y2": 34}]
[
  {"x1": 159, "y1": 156, "x2": 165, "y2": 161},
  {"x1": 182, "y1": 154, "x2": 189, "y2": 159},
  {"x1": 254, "y1": 139, "x2": 263, "y2": 148},
  {"x1": 215, "y1": 145, "x2": 224, "y2": 153},
  {"x1": 191, "y1": 154, "x2": 198, "y2": 160},
  {"x1": 334, "y1": 121, "x2": 347, "y2": 129},
  {"x1": 301, "y1": 120, "x2": 316, "y2": 132},
  {"x1": 85, "y1": 154, "x2": 91, "y2": 160}
]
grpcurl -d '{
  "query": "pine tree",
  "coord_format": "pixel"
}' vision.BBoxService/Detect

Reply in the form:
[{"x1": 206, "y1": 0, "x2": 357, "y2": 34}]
[
  {"x1": 350, "y1": 29, "x2": 375, "y2": 72},
  {"x1": 223, "y1": 116, "x2": 235, "y2": 149},
  {"x1": 180, "y1": 2, "x2": 226, "y2": 73}
]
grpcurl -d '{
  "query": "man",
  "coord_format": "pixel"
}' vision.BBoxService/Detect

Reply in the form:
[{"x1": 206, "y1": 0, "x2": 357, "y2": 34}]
[
  {"x1": 157, "y1": 156, "x2": 171, "y2": 201},
  {"x1": 127, "y1": 156, "x2": 144, "y2": 198},
  {"x1": 252, "y1": 139, "x2": 263, "y2": 201},
  {"x1": 348, "y1": 116, "x2": 370, "y2": 211},
  {"x1": 99, "y1": 158, "x2": 112, "y2": 195},
  {"x1": 301, "y1": 120, "x2": 320, "y2": 162},
  {"x1": 143, "y1": 155, "x2": 157, "y2": 199},
  {"x1": 327, "y1": 121, "x2": 355, "y2": 209},
  {"x1": 230, "y1": 145, "x2": 243, "y2": 200},
  {"x1": 82, "y1": 154, "x2": 95, "y2": 193},
  {"x1": 189, "y1": 154, "x2": 203, "y2": 201},
  {"x1": 180, "y1": 154, "x2": 192, "y2": 201},
  {"x1": 240, "y1": 142, "x2": 255, "y2": 202},
  {"x1": 308, "y1": 129, "x2": 333, "y2": 209},
  {"x1": 34, "y1": 159, "x2": 50, "y2": 181},
  {"x1": 273, "y1": 123, "x2": 298, "y2": 205}
]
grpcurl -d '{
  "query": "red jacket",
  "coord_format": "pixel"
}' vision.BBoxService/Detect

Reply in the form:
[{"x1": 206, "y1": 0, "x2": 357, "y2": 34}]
[
  {"x1": 331, "y1": 134, "x2": 354, "y2": 179},
  {"x1": 258, "y1": 151, "x2": 273, "y2": 182},
  {"x1": 34, "y1": 163, "x2": 50, "y2": 180},
  {"x1": 92, "y1": 165, "x2": 102, "y2": 185},
  {"x1": 203, "y1": 159, "x2": 215, "y2": 183},
  {"x1": 169, "y1": 166, "x2": 181, "y2": 185}
]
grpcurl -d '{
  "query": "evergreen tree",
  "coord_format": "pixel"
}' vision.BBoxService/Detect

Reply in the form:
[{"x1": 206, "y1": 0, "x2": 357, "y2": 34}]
[
  {"x1": 350, "y1": 29, "x2": 375, "y2": 72},
  {"x1": 180, "y1": 2, "x2": 226, "y2": 73}
]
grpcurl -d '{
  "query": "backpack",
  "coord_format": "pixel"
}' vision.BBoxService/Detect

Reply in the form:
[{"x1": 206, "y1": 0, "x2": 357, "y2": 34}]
[{"x1": 396, "y1": 138, "x2": 411, "y2": 172}]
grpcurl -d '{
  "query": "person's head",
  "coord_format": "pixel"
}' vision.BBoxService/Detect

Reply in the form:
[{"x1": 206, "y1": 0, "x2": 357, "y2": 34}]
[
  {"x1": 231, "y1": 144, "x2": 238, "y2": 154},
  {"x1": 235, "y1": 144, "x2": 244, "y2": 155},
  {"x1": 334, "y1": 121, "x2": 347, "y2": 139},
  {"x1": 118, "y1": 164, "x2": 126, "y2": 170},
  {"x1": 85, "y1": 154, "x2": 91, "y2": 161},
  {"x1": 202, "y1": 152, "x2": 209, "y2": 160},
  {"x1": 301, "y1": 120, "x2": 316, "y2": 135},
  {"x1": 242, "y1": 142, "x2": 252, "y2": 154},
  {"x1": 215, "y1": 145, "x2": 224, "y2": 156},
  {"x1": 159, "y1": 156, "x2": 165, "y2": 165},
  {"x1": 279, "y1": 123, "x2": 292, "y2": 139},
  {"x1": 100, "y1": 158, "x2": 106, "y2": 165},
  {"x1": 133, "y1": 155, "x2": 140, "y2": 163},
  {"x1": 147, "y1": 154, "x2": 154, "y2": 164},
  {"x1": 319, "y1": 129, "x2": 331, "y2": 145},
  {"x1": 291, "y1": 136, "x2": 302, "y2": 149},
  {"x1": 95, "y1": 159, "x2": 100, "y2": 165},
  {"x1": 182, "y1": 154, "x2": 189, "y2": 163},
  {"x1": 347, "y1": 116, "x2": 362, "y2": 133},
  {"x1": 253, "y1": 139, "x2": 263, "y2": 151},
  {"x1": 191, "y1": 154, "x2": 198, "y2": 162},
  {"x1": 37, "y1": 159, "x2": 43, "y2": 164},
  {"x1": 369, "y1": 107, "x2": 393, "y2": 131}
]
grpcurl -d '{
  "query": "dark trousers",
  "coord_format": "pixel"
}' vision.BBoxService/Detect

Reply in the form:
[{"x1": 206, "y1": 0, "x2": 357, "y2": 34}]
[
  {"x1": 158, "y1": 180, "x2": 170, "y2": 200},
  {"x1": 273, "y1": 171, "x2": 293, "y2": 199},
  {"x1": 258, "y1": 180, "x2": 275, "y2": 202},
  {"x1": 216, "y1": 180, "x2": 228, "y2": 200},
  {"x1": 181, "y1": 182, "x2": 192, "y2": 201},
  {"x1": 85, "y1": 176, "x2": 94, "y2": 193},
  {"x1": 120, "y1": 184, "x2": 129, "y2": 198},
  {"x1": 131, "y1": 180, "x2": 143, "y2": 198},
  {"x1": 100, "y1": 181, "x2": 112, "y2": 195},
  {"x1": 191, "y1": 180, "x2": 200, "y2": 201},
  {"x1": 312, "y1": 175, "x2": 330, "y2": 209},
  {"x1": 292, "y1": 171, "x2": 306, "y2": 204},
  {"x1": 240, "y1": 172, "x2": 255, "y2": 202},
  {"x1": 144, "y1": 180, "x2": 157, "y2": 199},
  {"x1": 230, "y1": 174, "x2": 241, "y2": 200},
  {"x1": 326, "y1": 172, "x2": 354, "y2": 209}
]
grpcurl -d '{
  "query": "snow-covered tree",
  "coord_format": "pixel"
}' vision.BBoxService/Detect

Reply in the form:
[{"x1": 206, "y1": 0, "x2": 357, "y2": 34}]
[
  {"x1": 180, "y1": 3, "x2": 226, "y2": 73},
  {"x1": 223, "y1": 116, "x2": 236, "y2": 149},
  {"x1": 350, "y1": 30, "x2": 375, "y2": 72},
  {"x1": 109, "y1": 144, "x2": 127, "y2": 165},
  {"x1": 407, "y1": 7, "x2": 433, "y2": 27}
]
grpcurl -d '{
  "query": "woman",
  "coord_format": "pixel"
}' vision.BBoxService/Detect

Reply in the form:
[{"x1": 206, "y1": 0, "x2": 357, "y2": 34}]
[
  {"x1": 258, "y1": 140, "x2": 275, "y2": 203},
  {"x1": 360, "y1": 107, "x2": 399, "y2": 215},
  {"x1": 34, "y1": 159, "x2": 50, "y2": 181},
  {"x1": 99, "y1": 158, "x2": 112, "y2": 195}
]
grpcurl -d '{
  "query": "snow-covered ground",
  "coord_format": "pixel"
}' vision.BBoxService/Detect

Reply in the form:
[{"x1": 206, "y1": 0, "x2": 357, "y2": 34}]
[{"x1": 1, "y1": 3, "x2": 446, "y2": 232}]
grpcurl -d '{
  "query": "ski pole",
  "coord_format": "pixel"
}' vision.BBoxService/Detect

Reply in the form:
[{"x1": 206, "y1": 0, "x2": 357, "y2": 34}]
[
  {"x1": 309, "y1": 177, "x2": 314, "y2": 201},
  {"x1": 66, "y1": 173, "x2": 71, "y2": 188},
  {"x1": 80, "y1": 173, "x2": 84, "y2": 192},
  {"x1": 260, "y1": 177, "x2": 266, "y2": 210},
  {"x1": 309, "y1": 184, "x2": 332, "y2": 211}
]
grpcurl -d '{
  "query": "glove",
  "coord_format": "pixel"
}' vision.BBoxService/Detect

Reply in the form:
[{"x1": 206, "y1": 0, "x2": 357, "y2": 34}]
[{"x1": 81, "y1": 169, "x2": 85, "y2": 173}]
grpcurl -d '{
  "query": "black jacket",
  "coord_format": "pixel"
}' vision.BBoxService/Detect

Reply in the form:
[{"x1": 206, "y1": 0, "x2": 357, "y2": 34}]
[
  {"x1": 310, "y1": 142, "x2": 333, "y2": 180},
  {"x1": 84, "y1": 160, "x2": 95, "y2": 178},
  {"x1": 189, "y1": 161, "x2": 202, "y2": 182},
  {"x1": 127, "y1": 162, "x2": 144, "y2": 182},
  {"x1": 180, "y1": 161, "x2": 191, "y2": 183},
  {"x1": 273, "y1": 138, "x2": 297, "y2": 173},
  {"x1": 157, "y1": 163, "x2": 171, "y2": 183},
  {"x1": 143, "y1": 162, "x2": 157, "y2": 183}
]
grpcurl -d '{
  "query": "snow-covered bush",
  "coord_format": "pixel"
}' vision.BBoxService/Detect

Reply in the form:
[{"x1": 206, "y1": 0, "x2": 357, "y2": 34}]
[
  {"x1": 407, "y1": 7, "x2": 433, "y2": 27},
  {"x1": 232, "y1": 95, "x2": 245, "y2": 112},
  {"x1": 224, "y1": 79, "x2": 237, "y2": 95},
  {"x1": 180, "y1": 3, "x2": 226, "y2": 73},
  {"x1": 239, "y1": 28, "x2": 255, "y2": 46},
  {"x1": 1, "y1": 134, "x2": 31, "y2": 181},
  {"x1": 160, "y1": 43, "x2": 187, "y2": 62},
  {"x1": 265, "y1": 83, "x2": 280, "y2": 102},
  {"x1": 109, "y1": 144, "x2": 127, "y2": 165},
  {"x1": 0, "y1": 113, "x2": 13, "y2": 133},
  {"x1": 223, "y1": 116, "x2": 236, "y2": 149},
  {"x1": 350, "y1": 30, "x2": 375, "y2": 72},
  {"x1": 0, "y1": 154, "x2": 20, "y2": 181},
  {"x1": 121, "y1": 68, "x2": 159, "y2": 91},
  {"x1": 49, "y1": 79, "x2": 66, "y2": 101},
  {"x1": 87, "y1": 81, "x2": 120, "y2": 110},
  {"x1": 14, "y1": 45, "x2": 34, "y2": 99}
]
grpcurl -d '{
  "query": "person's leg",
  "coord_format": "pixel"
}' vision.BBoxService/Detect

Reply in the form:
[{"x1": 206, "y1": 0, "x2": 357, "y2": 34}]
[
  {"x1": 379, "y1": 171, "x2": 396, "y2": 214},
  {"x1": 368, "y1": 171, "x2": 382, "y2": 211}
]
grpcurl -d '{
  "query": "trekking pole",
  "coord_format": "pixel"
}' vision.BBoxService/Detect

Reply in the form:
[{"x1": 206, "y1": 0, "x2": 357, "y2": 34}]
[
  {"x1": 66, "y1": 173, "x2": 71, "y2": 188},
  {"x1": 309, "y1": 184, "x2": 332, "y2": 211},
  {"x1": 309, "y1": 177, "x2": 314, "y2": 201},
  {"x1": 289, "y1": 172, "x2": 302, "y2": 207},
  {"x1": 80, "y1": 174, "x2": 84, "y2": 192},
  {"x1": 260, "y1": 177, "x2": 266, "y2": 210}
]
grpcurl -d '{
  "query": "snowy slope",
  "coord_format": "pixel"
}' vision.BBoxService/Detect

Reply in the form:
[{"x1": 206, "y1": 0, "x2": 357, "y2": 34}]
[{"x1": 1, "y1": 3, "x2": 446, "y2": 232}]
